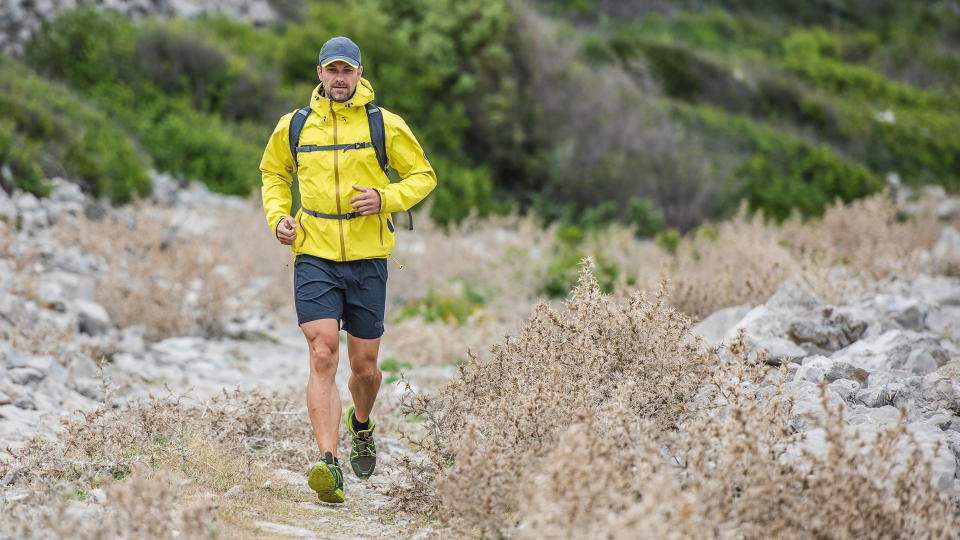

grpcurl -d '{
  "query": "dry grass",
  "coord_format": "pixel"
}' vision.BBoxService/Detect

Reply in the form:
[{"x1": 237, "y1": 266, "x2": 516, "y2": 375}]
[
  {"x1": 392, "y1": 265, "x2": 960, "y2": 538},
  {"x1": 596, "y1": 193, "x2": 960, "y2": 319},
  {"x1": 0, "y1": 385, "x2": 323, "y2": 538},
  {"x1": 391, "y1": 261, "x2": 713, "y2": 535},
  {"x1": 49, "y1": 200, "x2": 292, "y2": 342},
  {"x1": 4, "y1": 188, "x2": 960, "y2": 538}
]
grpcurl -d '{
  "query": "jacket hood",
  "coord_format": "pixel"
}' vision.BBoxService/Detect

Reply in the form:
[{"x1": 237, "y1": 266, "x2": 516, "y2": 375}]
[{"x1": 311, "y1": 77, "x2": 375, "y2": 113}]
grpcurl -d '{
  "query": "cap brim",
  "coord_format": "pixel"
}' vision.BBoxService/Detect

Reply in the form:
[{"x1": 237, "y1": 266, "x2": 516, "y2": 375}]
[{"x1": 320, "y1": 56, "x2": 359, "y2": 68}]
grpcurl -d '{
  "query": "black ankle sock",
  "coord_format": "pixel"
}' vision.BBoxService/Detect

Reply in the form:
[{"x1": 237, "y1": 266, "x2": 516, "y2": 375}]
[
  {"x1": 352, "y1": 414, "x2": 370, "y2": 432},
  {"x1": 322, "y1": 451, "x2": 334, "y2": 465}
]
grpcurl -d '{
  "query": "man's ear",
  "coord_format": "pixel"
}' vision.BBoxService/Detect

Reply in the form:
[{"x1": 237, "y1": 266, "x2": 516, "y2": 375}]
[
  {"x1": 317, "y1": 65, "x2": 323, "y2": 79},
  {"x1": 358, "y1": 65, "x2": 363, "y2": 78}
]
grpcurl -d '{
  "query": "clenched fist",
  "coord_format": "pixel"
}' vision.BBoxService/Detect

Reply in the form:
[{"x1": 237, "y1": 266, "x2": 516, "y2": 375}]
[
  {"x1": 349, "y1": 185, "x2": 381, "y2": 215},
  {"x1": 276, "y1": 215, "x2": 297, "y2": 245}
]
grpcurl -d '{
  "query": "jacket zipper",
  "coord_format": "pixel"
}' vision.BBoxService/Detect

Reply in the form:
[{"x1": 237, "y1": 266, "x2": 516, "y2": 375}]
[
  {"x1": 330, "y1": 103, "x2": 347, "y2": 261},
  {"x1": 378, "y1": 214, "x2": 383, "y2": 246}
]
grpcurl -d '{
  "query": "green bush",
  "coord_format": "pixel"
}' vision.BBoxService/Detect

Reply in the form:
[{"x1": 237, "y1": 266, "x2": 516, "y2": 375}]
[
  {"x1": 0, "y1": 57, "x2": 150, "y2": 201},
  {"x1": 25, "y1": 8, "x2": 137, "y2": 90},
  {"x1": 541, "y1": 227, "x2": 620, "y2": 298},
  {"x1": 396, "y1": 282, "x2": 488, "y2": 325},
  {"x1": 735, "y1": 145, "x2": 882, "y2": 221},
  {"x1": 25, "y1": 9, "x2": 269, "y2": 197},
  {"x1": 427, "y1": 156, "x2": 505, "y2": 225},
  {"x1": 627, "y1": 197, "x2": 665, "y2": 237},
  {"x1": 655, "y1": 228, "x2": 682, "y2": 254},
  {"x1": 129, "y1": 96, "x2": 263, "y2": 195},
  {"x1": 0, "y1": 120, "x2": 46, "y2": 196}
]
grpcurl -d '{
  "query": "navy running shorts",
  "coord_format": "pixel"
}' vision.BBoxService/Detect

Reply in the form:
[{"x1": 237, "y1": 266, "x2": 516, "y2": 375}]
[{"x1": 293, "y1": 255, "x2": 388, "y2": 339}]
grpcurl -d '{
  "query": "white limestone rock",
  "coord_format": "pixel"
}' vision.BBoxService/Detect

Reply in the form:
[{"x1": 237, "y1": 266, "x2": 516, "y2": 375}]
[
  {"x1": 690, "y1": 304, "x2": 751, "y2": 347},
  {"x1": 72, "y1": 299, "x2": 112, "y2": 335}
]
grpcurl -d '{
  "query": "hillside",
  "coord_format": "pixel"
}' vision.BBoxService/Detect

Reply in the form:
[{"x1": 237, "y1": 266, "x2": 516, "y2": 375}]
[{"x1": 2, "y1": 0, "x2": 959, "y2": 231}]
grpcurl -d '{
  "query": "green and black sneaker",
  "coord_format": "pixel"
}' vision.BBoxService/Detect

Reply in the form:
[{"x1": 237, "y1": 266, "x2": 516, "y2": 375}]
[
  {"x1": 345, "y1": 404, "x2": 377, "y2": 479},
  {"x1": 308, "y1": 452, "x2": 344, "y2": 504}
]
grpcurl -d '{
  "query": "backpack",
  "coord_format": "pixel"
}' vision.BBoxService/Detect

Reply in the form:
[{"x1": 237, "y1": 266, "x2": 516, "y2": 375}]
[{"x1": 288, "y1": 102, "x2": 412, "y2": 230}]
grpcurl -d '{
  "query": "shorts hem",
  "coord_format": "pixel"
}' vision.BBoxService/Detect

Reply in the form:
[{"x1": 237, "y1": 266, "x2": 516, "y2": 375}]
[{"x1": 297, "y1": 315, "x2": 341, "y2": 327}]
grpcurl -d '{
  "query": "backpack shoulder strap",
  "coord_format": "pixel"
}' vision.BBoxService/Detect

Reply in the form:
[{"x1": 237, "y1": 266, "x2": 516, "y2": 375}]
[
  {"x1": 366, "y1": 102, "x2": 413, "y2": 230},
  {"x1": 365, "y1": 102, "x2": 388, "y2": 172},
  {"x1": 288, "y1": 106, "x2": 312, "y2": 168}
]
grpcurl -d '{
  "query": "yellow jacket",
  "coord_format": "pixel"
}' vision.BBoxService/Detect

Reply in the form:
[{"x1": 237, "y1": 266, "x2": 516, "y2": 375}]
[{"x1": 260, "y1": 78, "x2": 436, "y2": 261}]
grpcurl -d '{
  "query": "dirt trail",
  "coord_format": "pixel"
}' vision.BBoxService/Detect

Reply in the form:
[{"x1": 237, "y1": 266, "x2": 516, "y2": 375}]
[{"x1": 209, "y1": 320, "x2": 443, "y2": 539}]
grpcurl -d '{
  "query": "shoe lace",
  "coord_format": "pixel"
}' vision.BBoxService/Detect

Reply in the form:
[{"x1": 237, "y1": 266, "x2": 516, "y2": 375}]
[{"x1": 354, "y1": 433, "x2": 375, "y2": 457}]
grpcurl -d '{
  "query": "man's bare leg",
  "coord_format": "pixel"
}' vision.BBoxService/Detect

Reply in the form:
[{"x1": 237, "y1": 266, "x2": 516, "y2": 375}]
[
  {"x1": 347, "y1": 334, "x2": 382, "y2": 423},
  {"x1": 302, "y1": 319, "x2": 341, "y2": 454}
]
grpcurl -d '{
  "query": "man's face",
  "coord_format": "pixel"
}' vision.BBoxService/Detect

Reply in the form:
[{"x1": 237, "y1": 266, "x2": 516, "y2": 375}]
[{"x1": 317, "y1": 61, "x2": 363, "y2": 102}]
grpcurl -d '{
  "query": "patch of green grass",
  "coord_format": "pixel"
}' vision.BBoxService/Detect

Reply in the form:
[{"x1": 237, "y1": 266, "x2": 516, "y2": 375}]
[
  {"x1": 396, "y1": 282, "x2": 488, "y2": 325},
  {"x1": 380, "y1": 357, "x2": 413, "y2": 372},
  {"x1": 381, "y1": 357, "x2": 412, "y2": 384},
  {"x1": 155, "y1": 434, "x2": 170, "y2": 448}
]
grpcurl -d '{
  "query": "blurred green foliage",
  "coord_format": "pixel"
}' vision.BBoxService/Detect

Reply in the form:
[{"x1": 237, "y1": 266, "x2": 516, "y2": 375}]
[
  {"x1": 396, "y1": 282, "x2": 488, "y2": 325},
  {"x1": 7, "y1": 0, "x2": 960, "y2": 226},
  {"x1": 0, "y1": 56, "x2": 150, "y2": 200},
  {"x1": 542, "y1": 226, "x2": 619, "y2": 298}
]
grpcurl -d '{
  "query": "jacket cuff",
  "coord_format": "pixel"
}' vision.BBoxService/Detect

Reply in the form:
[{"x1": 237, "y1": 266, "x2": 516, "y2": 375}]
[{"x1": 373, "y1": 187, "x2": 388, "y2": 214}]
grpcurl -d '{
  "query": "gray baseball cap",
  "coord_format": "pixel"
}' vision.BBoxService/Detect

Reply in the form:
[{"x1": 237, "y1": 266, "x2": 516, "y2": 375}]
[{"x1": 318, "y1": 36, "x2": 361, "y2": 68}]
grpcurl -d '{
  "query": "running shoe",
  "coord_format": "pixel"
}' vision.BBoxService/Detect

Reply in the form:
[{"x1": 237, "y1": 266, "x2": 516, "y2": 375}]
[
  {"x1": 308, "y1": 452, "x2": 344, "y2": 503},
  {"x1": 344, "y1": 404, "x2": 377, "y2": 479}
]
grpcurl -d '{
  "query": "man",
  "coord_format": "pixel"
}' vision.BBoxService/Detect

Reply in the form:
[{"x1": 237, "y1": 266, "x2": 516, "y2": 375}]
[{"x1": 260, "y1": 36, "x2": 436, "y2": 504}]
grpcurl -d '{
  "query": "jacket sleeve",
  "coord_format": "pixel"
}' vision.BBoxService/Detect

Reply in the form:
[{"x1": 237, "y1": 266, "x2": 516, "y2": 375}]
[
  {"x1": 379, "y1": 111, "x2": 437, "y2": 214},
  {"x1": 260, "y1": 112, "x2": 296, "y2": 237}
]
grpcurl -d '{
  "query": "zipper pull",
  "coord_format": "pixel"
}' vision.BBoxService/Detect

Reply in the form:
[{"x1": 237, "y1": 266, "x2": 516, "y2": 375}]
[{"x1": 389, "y1": 254, "x2": 404, "y2": 269}]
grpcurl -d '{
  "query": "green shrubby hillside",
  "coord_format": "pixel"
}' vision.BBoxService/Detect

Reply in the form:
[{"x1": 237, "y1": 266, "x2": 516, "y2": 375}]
[
  {"x1": 3, "y1": 0, "x2": 958, "y2": 227},
  {"x1": 0, "y1": 56, "x2": 150, "y2": 200}
]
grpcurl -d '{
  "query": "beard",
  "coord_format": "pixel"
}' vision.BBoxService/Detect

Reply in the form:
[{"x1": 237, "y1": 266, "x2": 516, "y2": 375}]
[{"x1": 325, "y1": 84, "x2": 356, "y2": 102}]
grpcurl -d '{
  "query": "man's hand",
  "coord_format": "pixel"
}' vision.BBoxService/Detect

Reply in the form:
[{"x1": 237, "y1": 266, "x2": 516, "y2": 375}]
[
  {"x1": 276, "y1": 215, "x2": 297, "y2": 245},
  {"x1": 349, "y1": 185, "x2": 381, "y2": 215}
]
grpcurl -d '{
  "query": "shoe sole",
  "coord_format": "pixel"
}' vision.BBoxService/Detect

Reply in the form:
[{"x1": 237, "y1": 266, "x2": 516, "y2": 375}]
[{"x1": 308, "y1": 463, "x2": 344, "y2": 504}]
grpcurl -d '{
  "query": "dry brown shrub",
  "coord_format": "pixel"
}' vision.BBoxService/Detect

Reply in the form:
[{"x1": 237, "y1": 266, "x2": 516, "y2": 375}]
[
  {"x1": 54, "y1": 207, "x2": 232, "y2": 341},
  {"x1": 53, "y1": 201, "x2": 293, "y2": 342},
  {"x1": 387, "y1": 213, "x2": 549, "y2": 320},
  {"x1": 3, "y1": 387, "x2": 314, "y2": 490},
  {"x1": 0, "y1": 386, "x2": 320, "y2": 538},
  {"x1": 393, "y1": 265, "x2": 959, "y2": 538},
  {"x1": 782, "y1": 194, "x2": 945, "y2": 282},
  {"x1": 0, "y1": 221, "x2": 12, "y2": 257},
  {"x1": 665, "y1": 212, "x2": 797, "y2": 318},
  {"x1": 382, "y1": 213, "x2": 552, "y2": 366},
  {"x1": 593, "y1": 194, "x2": 958, "y2": 320},
  {"x1": 392, "y1": 261, "x2": 713, "y2": 536},
  {"x1": 0, "y1": 469, "x2": 218, "y2": 540}
]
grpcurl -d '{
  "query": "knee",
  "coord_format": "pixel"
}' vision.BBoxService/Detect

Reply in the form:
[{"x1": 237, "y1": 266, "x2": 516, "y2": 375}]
[
  {"x1": 309, "y1": 343, "x2": 338, "y2": 377},
  {"x1": 352, "y1": 357, "x2": 381, "y2": 380}
]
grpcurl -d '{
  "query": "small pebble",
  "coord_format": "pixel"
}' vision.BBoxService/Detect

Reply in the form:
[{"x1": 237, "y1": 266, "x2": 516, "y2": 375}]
[{"x1": 225, "y1": 485, "x2": 243, "y2": 497}]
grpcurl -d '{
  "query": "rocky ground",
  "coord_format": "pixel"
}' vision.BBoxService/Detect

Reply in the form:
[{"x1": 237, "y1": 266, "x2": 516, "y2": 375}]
[
  {"x1": 2, "y1": 172, "x2": 960, "y2": 537},
  {"x1": 693, "y1": 258, "x2": 960, "y2": 492},
  {"x1": 0, "y1": 174, "x2": 450, "y2": 538}
]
